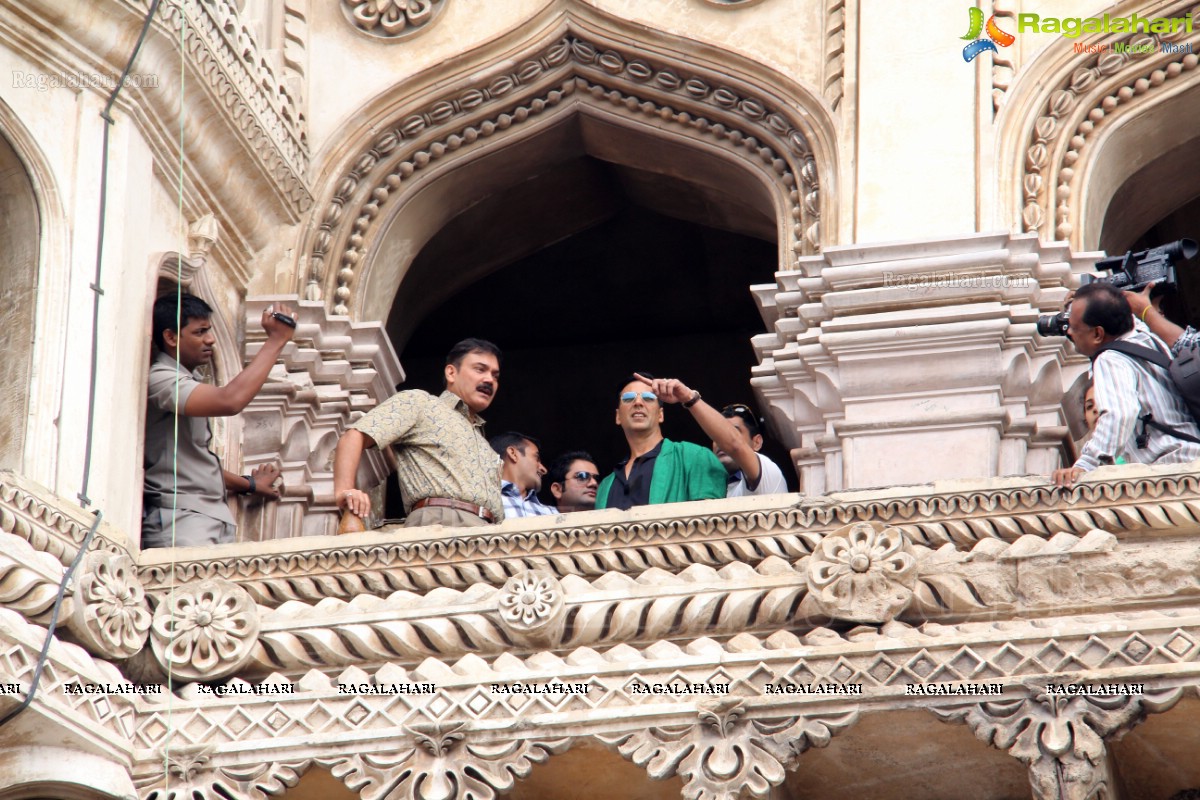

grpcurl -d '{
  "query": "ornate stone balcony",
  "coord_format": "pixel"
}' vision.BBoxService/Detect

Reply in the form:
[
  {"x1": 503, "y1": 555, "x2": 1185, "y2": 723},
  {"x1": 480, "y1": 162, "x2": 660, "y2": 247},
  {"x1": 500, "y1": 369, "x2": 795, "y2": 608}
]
[{"x1": 4, "y1": 462, "x2": 1200, "y2": 799}]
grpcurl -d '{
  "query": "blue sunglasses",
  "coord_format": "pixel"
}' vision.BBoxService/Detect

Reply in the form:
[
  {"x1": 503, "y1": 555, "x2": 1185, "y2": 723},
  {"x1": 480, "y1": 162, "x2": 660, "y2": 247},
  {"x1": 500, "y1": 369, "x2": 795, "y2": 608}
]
[{"x1": 619, "y1": 391, "x2": 658, "y2": 404}]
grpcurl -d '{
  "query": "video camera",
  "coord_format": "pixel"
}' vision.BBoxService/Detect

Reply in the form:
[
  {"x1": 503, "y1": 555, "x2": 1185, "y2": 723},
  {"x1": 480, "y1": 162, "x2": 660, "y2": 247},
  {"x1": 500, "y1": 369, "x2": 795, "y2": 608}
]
[{"x1": 1036, "y1": 238, "x2": 1198, "y2": 337}]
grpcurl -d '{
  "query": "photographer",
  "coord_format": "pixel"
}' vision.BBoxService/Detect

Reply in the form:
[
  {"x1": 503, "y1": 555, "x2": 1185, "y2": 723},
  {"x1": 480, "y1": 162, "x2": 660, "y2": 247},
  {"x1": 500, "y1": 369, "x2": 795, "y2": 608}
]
[
  {"x1": 1124, "y1": 283, "x2": 1198, "y2": 355},
  {"x1": 1050, "y1": 283, "x2": 1200, "y2": 487}
]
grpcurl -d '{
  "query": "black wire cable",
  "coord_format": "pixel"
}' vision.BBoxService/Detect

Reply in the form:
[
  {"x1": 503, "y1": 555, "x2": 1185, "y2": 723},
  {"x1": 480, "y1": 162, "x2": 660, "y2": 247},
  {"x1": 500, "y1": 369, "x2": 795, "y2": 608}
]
[
  {"x1": 0, "y1": 513, "x2": 101, "y2": 728},
  {"x1": 0, "y1": 0, "x2": 163, "y2": 730},
  {"x1": 79, "y1": 0, "x2": 163, "y2": 508}
]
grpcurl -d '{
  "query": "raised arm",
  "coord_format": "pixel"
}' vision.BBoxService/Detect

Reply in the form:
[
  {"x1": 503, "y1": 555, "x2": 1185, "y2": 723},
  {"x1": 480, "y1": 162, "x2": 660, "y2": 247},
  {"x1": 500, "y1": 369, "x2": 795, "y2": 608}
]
[
  {"x1": 634, "y1": 373, "x2": 761, "y2": 484},
  {"x1": 183, "y1": 304, "x2": 296, "y2": 417}
]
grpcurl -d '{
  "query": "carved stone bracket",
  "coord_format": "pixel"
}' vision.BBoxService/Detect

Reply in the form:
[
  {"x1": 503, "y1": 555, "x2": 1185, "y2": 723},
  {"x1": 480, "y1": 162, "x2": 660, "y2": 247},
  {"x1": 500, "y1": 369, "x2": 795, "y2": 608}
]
[
  {"x1": 933, "y1": 687, "x2": 1185, "y2": 800},
  {"x1": 136, "y1": 750, "x2": 311, "y2": 800},
  {"x1": 341, "y1": 0, "x2": 448, "y2": 40},
  {"x1": 601, "y1": 698, "x2": 857, "y2": 800},
  {"x1": 322, "y1": 724, "x2": 569, "y2": 800},
  {"x1": 150, "y1": 579, "x2": 261, "y2": 682},
  {"x1": 65, "y1": 551, "x2": 151, "y2": 660},
  {"x1": 803, "y1": 522, "x2": 917, "y2": 624}
]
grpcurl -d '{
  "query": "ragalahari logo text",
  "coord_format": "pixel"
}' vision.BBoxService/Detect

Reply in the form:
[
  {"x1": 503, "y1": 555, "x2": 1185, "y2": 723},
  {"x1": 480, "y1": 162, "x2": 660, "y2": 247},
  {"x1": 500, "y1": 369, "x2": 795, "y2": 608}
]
[{"x1": 961, "y1": 7, "x2": 1015, "y2": 62}]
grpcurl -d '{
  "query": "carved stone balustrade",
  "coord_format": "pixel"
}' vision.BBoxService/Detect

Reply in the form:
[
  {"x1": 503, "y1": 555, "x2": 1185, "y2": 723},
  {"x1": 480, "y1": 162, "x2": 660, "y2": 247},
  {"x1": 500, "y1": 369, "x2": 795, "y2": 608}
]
[
  {"x1": 5, "y1": 464, "x2": 1200, "y2": 797},
  {"x1": 239, "y1": 296, "x2": 403, "y2": 538},
  {"x1": 751, "y1": 231, "x2": 1103, "y2": 494}
]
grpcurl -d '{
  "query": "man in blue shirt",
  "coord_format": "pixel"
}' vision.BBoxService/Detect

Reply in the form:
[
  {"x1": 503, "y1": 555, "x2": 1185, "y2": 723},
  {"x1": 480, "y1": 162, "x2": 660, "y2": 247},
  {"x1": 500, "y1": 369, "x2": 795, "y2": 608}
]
[{"x1": 491, "y1": 432, "x2": 557, "y2": 517}]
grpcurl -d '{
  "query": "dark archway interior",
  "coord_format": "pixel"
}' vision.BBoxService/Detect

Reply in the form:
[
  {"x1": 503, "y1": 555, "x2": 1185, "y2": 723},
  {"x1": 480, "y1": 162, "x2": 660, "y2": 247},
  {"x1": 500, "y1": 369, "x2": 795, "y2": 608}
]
[
  {"x1": 385, "y1": 155, "x2": 789, "y2": 514},
  {"x1": 1098, "y1": 83, "x2": 1200, "y2": 328}
]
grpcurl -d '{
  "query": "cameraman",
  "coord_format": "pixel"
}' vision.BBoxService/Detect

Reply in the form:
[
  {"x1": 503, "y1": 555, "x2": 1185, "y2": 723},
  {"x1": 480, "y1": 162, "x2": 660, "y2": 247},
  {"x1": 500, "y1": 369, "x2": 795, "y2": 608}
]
[
  {"x1": 1125, "y1": 283, "x2": 1198, "y2": 354},
  {"x1": 1051, "y1": 283, "x2": 1200, "y2": 487}
]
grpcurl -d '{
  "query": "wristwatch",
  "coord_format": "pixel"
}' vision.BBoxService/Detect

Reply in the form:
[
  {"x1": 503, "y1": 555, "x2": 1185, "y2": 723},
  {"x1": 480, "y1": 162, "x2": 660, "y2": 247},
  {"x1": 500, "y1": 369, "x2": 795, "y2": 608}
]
[
  {"x1": 683, "y1": 390, "x2": 702, "y2": 408},
  {"x1": 241, "y1": 474, "x2": 256, "y2": 495}
]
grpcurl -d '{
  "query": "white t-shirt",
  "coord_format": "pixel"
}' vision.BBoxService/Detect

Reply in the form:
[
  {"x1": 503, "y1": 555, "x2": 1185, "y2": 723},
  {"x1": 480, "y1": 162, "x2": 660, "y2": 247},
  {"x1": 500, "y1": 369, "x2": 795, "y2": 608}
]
[{"x1": 726, "y1": 452, "x2": 788, "y2": 497}]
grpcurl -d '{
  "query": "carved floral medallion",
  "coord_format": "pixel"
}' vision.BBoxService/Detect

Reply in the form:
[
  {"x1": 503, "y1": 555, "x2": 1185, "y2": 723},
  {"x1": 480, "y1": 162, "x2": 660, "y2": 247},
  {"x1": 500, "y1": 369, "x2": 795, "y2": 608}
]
[
  {"x1": 150, "y1": 579, "x2": 260, "y2": 680},
  {"x1": 341, "y1": 0, "x2": 448, "y2": 40},
  {"x1": 805, "y1": 522, "x2": 917, "y2": 623}
]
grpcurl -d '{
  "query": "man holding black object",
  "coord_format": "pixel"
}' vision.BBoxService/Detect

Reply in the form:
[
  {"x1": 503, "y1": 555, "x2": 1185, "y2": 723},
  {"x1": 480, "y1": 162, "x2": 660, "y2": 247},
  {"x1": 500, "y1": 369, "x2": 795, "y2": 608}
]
[
  {"x1": 1050, "y1": 283, "x2": 1200, "y2": 487},
  {"x1": 143, "y1": 294, "x2": 294, "y2": 548}
]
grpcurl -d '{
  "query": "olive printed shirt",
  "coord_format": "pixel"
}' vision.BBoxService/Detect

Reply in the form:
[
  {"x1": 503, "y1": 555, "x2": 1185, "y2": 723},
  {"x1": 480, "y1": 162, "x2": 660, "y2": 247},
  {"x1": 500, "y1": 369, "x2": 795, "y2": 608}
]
[{"x1": 351, "y1": 389, "x2": 504, "y2": 520}]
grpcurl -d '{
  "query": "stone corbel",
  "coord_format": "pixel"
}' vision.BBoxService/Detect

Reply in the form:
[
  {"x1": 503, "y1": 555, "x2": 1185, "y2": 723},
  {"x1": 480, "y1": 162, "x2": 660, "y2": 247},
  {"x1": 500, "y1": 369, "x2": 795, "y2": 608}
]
[
  {"x1": 135, "y1": 750, "x2": 311, "y2": 800},
  {"x1": 320, "y1": 724, "x2": 569, "y2": 800},
  {"x1": 601, "y1": 698, "x2": 857, "y2": 800},
  {"x1": 932, "y1": 687, "x2": 1185, "y2": 800}
]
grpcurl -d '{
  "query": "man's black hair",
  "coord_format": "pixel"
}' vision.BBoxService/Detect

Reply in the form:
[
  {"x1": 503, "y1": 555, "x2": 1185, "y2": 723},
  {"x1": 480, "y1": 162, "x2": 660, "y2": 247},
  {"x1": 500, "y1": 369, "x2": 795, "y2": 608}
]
[
  {"x1": 446, "y1": 338, "x2": 503, "y2": 369},
  {"x1": 547, "y1": 450, "x2": 595, "y2": 486},
  {"x1": 153, "y1": 293, "x2": 213, "y2": 352},
  {"x1": 721, "y1": 403, "x2": 765, "y2": 439},
  {"x1": 618, "y1": 372, "x2": 654, "y2": 397},
  {"x1": 1074, "y1": 282, "x2": 1133, "y2": 337},
  {"x1": 489, "y1": 431, "x2": 537, "y2": 458}
]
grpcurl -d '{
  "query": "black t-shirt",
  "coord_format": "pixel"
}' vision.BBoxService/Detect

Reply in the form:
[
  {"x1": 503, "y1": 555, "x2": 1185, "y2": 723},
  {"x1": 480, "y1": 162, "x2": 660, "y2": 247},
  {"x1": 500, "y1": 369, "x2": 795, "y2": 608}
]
[{"x1": 606, "y1": 441, "x2": 663, "y2": 510}]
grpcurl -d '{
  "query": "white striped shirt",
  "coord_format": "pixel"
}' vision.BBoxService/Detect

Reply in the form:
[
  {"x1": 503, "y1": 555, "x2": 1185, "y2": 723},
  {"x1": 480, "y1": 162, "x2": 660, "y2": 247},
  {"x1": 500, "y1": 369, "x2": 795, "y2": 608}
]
[{"x1": 1076, "y1": 321, "x2": 1200, "y2": 470}]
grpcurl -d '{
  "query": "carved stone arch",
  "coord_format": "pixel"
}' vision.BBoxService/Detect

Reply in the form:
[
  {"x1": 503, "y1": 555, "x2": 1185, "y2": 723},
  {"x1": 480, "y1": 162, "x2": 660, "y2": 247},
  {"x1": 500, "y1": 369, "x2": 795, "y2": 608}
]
[
  {"x1": 997, "y1": 0, "x2": 1199, "y2": 248},
  {"x1": 300, "y1": 7, "x2": 839, "y2": 319},
  {"x1": 0, "y1": 98, "x2": 68, "y2": 480}
]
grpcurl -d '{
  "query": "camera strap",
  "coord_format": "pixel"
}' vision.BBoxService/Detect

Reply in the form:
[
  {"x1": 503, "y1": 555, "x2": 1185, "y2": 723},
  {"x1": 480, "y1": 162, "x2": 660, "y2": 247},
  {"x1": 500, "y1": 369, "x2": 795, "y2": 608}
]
[{"x1": 1094, "y1": 341, "x2": 1200, "y2": 447}]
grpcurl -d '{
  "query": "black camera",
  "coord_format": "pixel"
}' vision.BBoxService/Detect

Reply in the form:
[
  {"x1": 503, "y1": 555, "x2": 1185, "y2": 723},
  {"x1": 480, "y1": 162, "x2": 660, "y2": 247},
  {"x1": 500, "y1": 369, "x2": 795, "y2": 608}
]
[
  {"x1": 1082, "y1": 238, "x2": 1198, "y2": 292},
  {"x1": 1035, "y1": 238, "x2": 1197, "y2": 338},
  {"x1": 1036, "y1": 311, "x2": 1069, "y2": 337}
]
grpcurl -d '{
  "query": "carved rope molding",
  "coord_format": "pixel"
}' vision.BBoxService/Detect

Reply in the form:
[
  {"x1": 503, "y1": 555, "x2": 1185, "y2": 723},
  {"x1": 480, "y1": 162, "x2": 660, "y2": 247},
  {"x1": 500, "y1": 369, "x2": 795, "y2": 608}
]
[
  {"x1": 934, "y1": 687, "x2": 1186, "y2": 800},
  {"x1": 154, "y1": 0, "x2": 312, "y2": 214},
  {"x1": 1020, "y1": 4, "x2": 1199, "y2": 238},
  {"x1": 137, "y1": 470, "x2": 1200, "y2": 607},
  {"x1": 306, "y1": 33, "x2": 821, "y2": 312},
  {"x1": 824, "y1": 0, "x2": 846, "y2": 111},
  {"x1": 211, "y1": 528, "x2": 1200, "y2": 675}
]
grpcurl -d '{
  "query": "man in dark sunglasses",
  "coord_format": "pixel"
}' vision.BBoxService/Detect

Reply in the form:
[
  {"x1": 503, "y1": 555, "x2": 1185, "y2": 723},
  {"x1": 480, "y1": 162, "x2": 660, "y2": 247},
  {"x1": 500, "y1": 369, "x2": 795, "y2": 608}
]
[
  {"x1": 634, "y1": 375, "x2": 789, "y2": 497},
  {"x1": 546, "y1": 451, "x2": 600, "y2": 513},
  {"x1": 596, "y1": 373, "x2": 727, "y2": 510}
]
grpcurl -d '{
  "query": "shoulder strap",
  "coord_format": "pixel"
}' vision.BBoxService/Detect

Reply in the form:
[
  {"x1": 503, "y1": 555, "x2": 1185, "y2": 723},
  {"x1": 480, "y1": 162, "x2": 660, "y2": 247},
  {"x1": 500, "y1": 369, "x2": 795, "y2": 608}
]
[{"x1": 1094, "y1": 340, "x2": 1172, "y2": 370}]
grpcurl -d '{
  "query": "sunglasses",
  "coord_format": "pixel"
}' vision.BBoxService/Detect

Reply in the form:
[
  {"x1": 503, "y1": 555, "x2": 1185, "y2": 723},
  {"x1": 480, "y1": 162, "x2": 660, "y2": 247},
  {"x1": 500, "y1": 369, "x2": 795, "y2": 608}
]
[
  {"x1": 620, "y1": 391, "x2": 658, "y2": 404},
  {"x1": 722, "y1": 404, "x2": 753, "y2": 415},
  {"x1": 568, "y1": 471, "x2": 601, "y2": 483}
]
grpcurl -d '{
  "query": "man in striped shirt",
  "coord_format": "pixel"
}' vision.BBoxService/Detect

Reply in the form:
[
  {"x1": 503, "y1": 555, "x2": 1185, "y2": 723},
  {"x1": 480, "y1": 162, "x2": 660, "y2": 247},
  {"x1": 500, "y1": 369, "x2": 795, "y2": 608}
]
[{"x1": 1052, "y1": 283, "x2": 1200, "y2": 487}]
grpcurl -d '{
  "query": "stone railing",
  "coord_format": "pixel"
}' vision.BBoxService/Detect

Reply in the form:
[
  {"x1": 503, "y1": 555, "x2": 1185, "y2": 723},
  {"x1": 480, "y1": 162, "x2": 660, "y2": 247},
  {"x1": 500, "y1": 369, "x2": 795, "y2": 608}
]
[{"x1": 4, "y1": 463, "x2": 1200, "y2": 798}]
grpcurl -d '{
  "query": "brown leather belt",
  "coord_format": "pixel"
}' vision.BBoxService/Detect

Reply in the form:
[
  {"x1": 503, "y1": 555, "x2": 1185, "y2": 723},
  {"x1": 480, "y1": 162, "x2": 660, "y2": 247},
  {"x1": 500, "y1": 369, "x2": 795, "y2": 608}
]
[{"x1": 410, "y1": 497, "x2": 496, "y2": 523}]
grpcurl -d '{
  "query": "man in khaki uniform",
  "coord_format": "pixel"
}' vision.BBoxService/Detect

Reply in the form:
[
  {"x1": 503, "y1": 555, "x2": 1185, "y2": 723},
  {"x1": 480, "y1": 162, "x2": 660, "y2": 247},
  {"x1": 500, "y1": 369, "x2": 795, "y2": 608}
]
[
  {"x1": 143, "y1": 293, "x2": 294, "y2": 548},
  {"x1": 333, "y1": 338, "x2": 504, "y2": 528}
]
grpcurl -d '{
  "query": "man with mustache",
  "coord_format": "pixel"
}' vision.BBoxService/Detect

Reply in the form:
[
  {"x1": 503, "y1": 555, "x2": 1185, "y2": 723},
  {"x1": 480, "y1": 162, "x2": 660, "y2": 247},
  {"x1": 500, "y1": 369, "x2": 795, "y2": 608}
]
[
  {"x1": 334, "y1": 338, "x2": 504, "y2": 528},
  {"x1": 143, "y1": 293, "x2": 294, "y2": 548}
]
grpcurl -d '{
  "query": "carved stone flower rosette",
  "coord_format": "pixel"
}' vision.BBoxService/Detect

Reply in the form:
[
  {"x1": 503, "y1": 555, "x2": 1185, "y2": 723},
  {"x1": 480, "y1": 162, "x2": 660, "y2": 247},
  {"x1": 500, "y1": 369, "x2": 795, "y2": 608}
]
[
  {"x1": 497, "y1": 570, "x2": 565, "y2": 643},
  {"x1": 804, "y1": 522, "x2": 917, "y2": 624},
  {"x1": 341, "y1": 0, "x2": 447, "y2": 40},
  {"x1": 150, "y1": 579, "x2": 260, "y2": 681},
  {"x1": 66, "y1": 551, "x2": 152, "y2": 659}
]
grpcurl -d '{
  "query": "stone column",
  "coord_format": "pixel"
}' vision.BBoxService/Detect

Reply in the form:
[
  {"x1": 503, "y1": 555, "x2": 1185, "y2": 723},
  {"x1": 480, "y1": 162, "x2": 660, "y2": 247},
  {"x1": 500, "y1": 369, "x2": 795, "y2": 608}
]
[
  {"x1": 752, "y1": 232, "x2": 1097, "y2": 493},
  {"x1": 239, "y1": 296, "x2": 402, "y2": 537}
]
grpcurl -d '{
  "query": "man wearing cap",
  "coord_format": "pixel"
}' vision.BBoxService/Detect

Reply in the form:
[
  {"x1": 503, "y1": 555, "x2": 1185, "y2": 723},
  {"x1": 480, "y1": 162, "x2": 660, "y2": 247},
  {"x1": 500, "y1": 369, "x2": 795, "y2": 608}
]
[
  {"x1": 597, "y1": 373, "x2": 728, "y2": 509},
  {"x1": 333, "y1": 338, "x2": 504, "y2": 528},
  {"x1": 634, "y1": 374, "x2": 790, "y2": 497}
]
